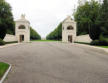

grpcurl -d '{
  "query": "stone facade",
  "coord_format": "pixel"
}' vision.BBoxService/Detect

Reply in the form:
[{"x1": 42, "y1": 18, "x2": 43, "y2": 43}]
[
  {"x1": 75, "y1": 34, "x2": 92, "y2": 43},
  {"x1": 62, "y1": 16, "x2": 76, "y2": 43},
  {"x1": 3, "y1": 34, "x2": 17, "y2": 42},
  {"x1": 15, "y1": 15, "x2": 30, "y2": 42}
]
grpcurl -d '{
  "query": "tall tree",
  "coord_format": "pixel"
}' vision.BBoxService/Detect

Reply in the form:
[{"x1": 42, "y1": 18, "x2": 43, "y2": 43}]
[
  {"x1": 74, "y1": 0, "x2": 101, "y2": 40},
  {"x1": 0, "y1": 0, "x2": 15, "y2": 39},
  {"x1": 98, "y1": 0, "x2": 108, "y2": 38}
]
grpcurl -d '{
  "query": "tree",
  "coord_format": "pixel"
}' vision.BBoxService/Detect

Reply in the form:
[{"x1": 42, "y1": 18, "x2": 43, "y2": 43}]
[
  {"x1": 46, "y1": 23, "x2": 62, "y2": 40},
  {"x1": 74, "y1": 0, "x2": 101, "y2": 40},
  {"x1": 0, "y1": 0, "x2": 15, "y2": 39},
  {"x1": 98, "y1": 0, "x2": 108, "y2": 38},
  {"x1": 30, "y1": 27, "x2": 41, "y2": 40}
]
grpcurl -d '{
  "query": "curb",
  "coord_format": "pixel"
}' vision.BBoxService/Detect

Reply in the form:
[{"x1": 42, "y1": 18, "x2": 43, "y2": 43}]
[
  {"x1": 0, "y1": 64, "x2": 11, "y2": 83},
  {"x1": 74, "y1": 43, "x2": 108, "y2": 53}
]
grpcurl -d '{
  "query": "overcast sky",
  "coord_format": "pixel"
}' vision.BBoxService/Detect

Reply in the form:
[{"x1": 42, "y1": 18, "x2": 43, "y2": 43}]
[{"x1": 6, "y1": 0, "x2": 78, "y2": 38}]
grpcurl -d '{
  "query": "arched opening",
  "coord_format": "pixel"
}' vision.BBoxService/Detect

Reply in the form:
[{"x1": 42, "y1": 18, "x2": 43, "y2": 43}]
[
  {"x1": 67, "y1": 26, "x2": 74, "y2": 30},
  {"x1": 18, "y1": 25, "x2": 26, "y2": 29}
]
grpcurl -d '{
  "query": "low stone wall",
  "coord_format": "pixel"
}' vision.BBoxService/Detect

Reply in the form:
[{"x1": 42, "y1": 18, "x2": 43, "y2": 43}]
[
  {"x1": 75, "y1": 34, "x2": 92, "y2": 43},
  {"x1": 3, "y1": 34, "x2": 17, "y2": 42}
]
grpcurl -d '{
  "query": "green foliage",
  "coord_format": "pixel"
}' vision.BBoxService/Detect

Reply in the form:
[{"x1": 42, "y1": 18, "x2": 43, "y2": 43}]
[
  {"x1": 0, "y1": 0, "x2": 15, "y2": 39},
  {"x1": 30, "y1": 27, "x2": 41, "y2": 40},
  {"x1": 99, "y1": 34, "x2": 108, "y2": 45},
  {"x1": 0, "y1": 38, "x2": 5, "y2": 45},
  {"x1": 90, "y1": 35, "x2": 108, "y2": 46},
  {"x1": 97, "y1": 0, "x2": 108, "y2": 38},
  {"x1": 90, "y1": 40, "x2": 100, "y2": 46},
  {"x1": 74, "y1": 0, "x2": 101, "y2": 40},
  {"x1": 46, "y1": 23, "x2": 62, "y2": 40},
  {"x1": 90, "y1": 0, "x2": 108, "y2": 45},
  {"x1": 31, "y1": 40, "x2": 59, "y2": 42}
]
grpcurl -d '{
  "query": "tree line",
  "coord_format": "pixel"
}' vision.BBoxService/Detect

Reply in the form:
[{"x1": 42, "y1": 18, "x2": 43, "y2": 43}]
[
  {"x1": 30, "y1": 27, "x2": 41, "y2": 40},
  {"x1": 46, "y1": 23, "x2": 62, "y2": 40}
]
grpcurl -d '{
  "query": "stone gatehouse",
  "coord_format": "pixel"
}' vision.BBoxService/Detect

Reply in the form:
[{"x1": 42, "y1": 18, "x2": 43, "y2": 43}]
[
  {"x1": 62, "y1": 16, "x2": 76, "y2": 43},
  {"x1": 15, "y1": 14, "x2": 30, "y2": 42}
]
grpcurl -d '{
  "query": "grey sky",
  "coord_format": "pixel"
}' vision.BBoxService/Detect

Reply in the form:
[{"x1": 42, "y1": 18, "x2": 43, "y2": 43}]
[{"x1": 6, "y1": 0, "x2": 78, "y2": 38}]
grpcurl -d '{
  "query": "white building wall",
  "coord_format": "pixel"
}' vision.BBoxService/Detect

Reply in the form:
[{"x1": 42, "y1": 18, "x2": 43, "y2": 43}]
[{"x1": 75, "y1": 34, "x2": 92, "y2": 43}]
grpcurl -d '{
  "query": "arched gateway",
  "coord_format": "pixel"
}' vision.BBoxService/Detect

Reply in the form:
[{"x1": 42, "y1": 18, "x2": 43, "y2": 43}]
[
  {"x1": 15, "y1": 14, "x2": 30, "y2": 42},
  {"x1": 62, "y1": 16, "x2": 76, "y2": 43}
]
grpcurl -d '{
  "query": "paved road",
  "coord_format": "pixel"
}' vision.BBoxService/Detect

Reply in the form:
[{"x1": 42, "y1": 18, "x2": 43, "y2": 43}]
[{"x1": 0, "y1": 42, "x2": 108, "y2": 83}]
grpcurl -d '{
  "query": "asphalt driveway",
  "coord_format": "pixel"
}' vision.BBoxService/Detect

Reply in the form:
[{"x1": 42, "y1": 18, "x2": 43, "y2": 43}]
[{"x1": 0, "y1": 42, "x2": 108, "y2": 83}]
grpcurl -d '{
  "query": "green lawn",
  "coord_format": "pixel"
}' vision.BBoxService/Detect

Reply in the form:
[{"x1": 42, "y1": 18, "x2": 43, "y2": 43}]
[
  {"x1": 0, "y1": 62, "x2": 9, "y2": 80},
  {"x1": 31, "y1": 40, "x2": 61, "y2": 42},
  {"x1": 98, "y1": 46, "x2": 108, "y2": 48}
]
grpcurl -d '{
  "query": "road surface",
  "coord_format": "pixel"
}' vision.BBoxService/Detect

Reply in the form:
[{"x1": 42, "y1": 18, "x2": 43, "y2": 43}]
[{"x1": 0, "y1": 42, "x2": 108, "y2": 83}]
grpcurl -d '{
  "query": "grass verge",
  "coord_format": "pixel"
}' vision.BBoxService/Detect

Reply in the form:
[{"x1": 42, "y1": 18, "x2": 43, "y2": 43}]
[
  {"x1": 31, "y1": 40, "x2": 61, "y2": 42},
  {"x1": 98, "y1": 46, "x2": 108, "y2": 48},
  {"x1": 0, "y1": 62, "x2": 9, "y2": 80}
]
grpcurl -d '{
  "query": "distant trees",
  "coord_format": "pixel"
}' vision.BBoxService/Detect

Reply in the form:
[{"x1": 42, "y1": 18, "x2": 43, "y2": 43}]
[
  {"x1": 46, "y1": 23, "x2": 62, "y2": 40},
  {"x1": 30, "y1": 27, "x2": 41, "y2": 40},
  {"x1": 0, "y1": 0, "x2": 15, "y2": 40}
]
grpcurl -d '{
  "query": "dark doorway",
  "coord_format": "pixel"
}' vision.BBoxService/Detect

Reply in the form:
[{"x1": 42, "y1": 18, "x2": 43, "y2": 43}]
[
  {"x1": 68, "y1": 35, "x2": 72, "y2": 43},
  {"x1": 19, "y1": 35, "x2": 24, "y2": 42}
]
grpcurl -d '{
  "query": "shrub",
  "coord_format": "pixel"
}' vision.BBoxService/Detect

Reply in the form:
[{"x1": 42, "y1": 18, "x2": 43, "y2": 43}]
[
  {"x1": 90, "y1": 40, "x2": 100, "y2": 46},
  {"x1": 0, "y1": 38, "x2": 5, "y2": 45},
  {"x1": 99, "y1": 34, "x2": 108, "y2": 46},
  {"x1": 90, "y1": 35, "x2": 108, "y2": 46}
]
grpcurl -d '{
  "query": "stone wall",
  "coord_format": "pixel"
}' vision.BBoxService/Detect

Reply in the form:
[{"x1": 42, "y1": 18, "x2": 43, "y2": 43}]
[
  {"x1": 75, "y1": 34, "x2": 92, "y2": 43},
  {"x1": 3, "y1": 34, "x2": 17, "y2": 42}
]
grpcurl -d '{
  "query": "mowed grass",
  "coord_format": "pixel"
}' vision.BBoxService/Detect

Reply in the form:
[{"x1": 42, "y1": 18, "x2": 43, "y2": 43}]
[
  {"x1": 31, "y1": 40, "x2": 61, "y2": 42},
  {"x1": 99, "y1": 46, "x2": 108, "y2": 48},
  {"x1": 0, "y1": 62, "x2": 9, "y2": 79}
]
